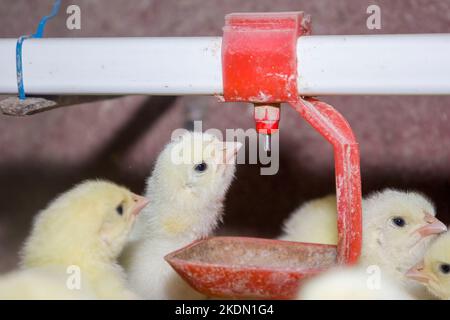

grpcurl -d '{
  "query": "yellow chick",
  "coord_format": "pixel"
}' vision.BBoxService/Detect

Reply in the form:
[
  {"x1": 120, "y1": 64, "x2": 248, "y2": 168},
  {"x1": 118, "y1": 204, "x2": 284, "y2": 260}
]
[
  {"x1": 298, "y1": 266, "x2": 412, "y2": 300},
  {"x1": 279, "y1": 195, "x2": 337, "y2": 245},
  {"x1": 406, "y1": 231, "x2": 450, "y2": 300},
  {"x1": 122, "y1": 131, "x2": 242, "y2": 299},
  {"x1": 280, "y1": 189, "x2": 447, "y2": 298},
  {"x1": 15, "y1": 180, "x2": 149, "y2": 300},
  {"x1": 0, "y1": 268, "x2": 95, "y2": 300}
]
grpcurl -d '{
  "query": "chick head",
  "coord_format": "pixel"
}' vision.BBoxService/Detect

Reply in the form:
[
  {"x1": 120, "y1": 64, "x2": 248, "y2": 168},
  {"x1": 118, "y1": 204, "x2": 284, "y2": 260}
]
[
  {"x1": 362, "y1": 189, "x2": 446, "y2": 275},
  {"x1": 142, "y1": 131, "x2": 242, "y2": 239},
  {"x1": 156, "y1": 131, "x2": 242, "y2": 199},
  {"x1": 407, "y1": 231, "x2": 450, "y2": 299},
  {"x1": 22, "y1": 180, "x2": 149, "y2": 267}
]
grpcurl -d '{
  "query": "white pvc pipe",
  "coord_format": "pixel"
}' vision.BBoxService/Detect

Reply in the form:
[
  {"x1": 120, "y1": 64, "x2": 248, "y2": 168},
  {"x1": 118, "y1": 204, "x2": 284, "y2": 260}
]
[
  {"x1": 0, "y1": 34, "x2": 449, "y2": 96},
  {"x1": 0, "y1": 37, "x2": 223, "y2": 95},
  {"x1": 297, "y1": 34, "x2": 450, "y2": 95}
]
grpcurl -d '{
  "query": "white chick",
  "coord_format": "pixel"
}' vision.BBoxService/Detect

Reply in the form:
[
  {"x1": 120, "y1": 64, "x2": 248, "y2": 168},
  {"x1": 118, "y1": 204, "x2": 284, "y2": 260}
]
[
  {"x1": 298, "y1": 266, "x2": 412, "y2": 300},
  {"x1": 122, "y1": 131, "x2": 242, "y2": 299},
  {"x1": 406, "y1": 231, "x2": 450, "y2": 300},
  {"x1": 360, "y1": 190, "x2": 447, "y2": 298},
  {"x1": 18, "y1": 180, "x2": 149, "y2": 300},
  {"x1": 280, "y1": 189, "x2": 447, "y2": 298}
]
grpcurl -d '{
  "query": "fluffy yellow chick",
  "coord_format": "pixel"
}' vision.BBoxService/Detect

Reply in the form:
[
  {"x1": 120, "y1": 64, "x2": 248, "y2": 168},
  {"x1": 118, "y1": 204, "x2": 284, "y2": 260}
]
[
  {"x1": 17, "y1": 180, "x2": 149, "y2": 300},
  {"x1": 298, "y1": 266, "x2": 412, "y2": 300},
  {"x1": 279, "y1": 195, "x2": 337, "y2": 245},
  {"x1": 0, "y1": 268, "x2": 95, "y2": 300},
  {"x1": 122, "y1": 131, "x2": 242, "y2": 299},
  {"x1": 280, "y1": 189, "x2": 447, "y2": 298},
  {"x1": 406, "y1": 231, "x2": 450, "y2": 299}
]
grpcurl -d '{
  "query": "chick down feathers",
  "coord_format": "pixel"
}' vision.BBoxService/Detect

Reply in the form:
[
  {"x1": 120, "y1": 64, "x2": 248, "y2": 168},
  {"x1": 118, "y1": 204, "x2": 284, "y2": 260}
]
[
  {"x1": 18, "y1": 180, "x2": 147, "y2": 300},
  {"x1": 122, "y1": 131, "x2": 241, "y2": 299}
]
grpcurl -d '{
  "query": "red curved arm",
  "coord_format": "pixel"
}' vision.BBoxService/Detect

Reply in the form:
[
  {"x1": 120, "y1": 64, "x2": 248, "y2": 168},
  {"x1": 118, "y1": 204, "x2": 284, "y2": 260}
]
[{"x1": 289, "y1": 97, "x2": 362, "y2": 264}]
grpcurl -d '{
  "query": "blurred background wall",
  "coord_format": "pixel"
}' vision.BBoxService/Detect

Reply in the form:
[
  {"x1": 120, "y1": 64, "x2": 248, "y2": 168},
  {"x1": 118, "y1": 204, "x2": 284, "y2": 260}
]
[{"x1": 0, "y1": 0, "x2": 449, "y2": 272}]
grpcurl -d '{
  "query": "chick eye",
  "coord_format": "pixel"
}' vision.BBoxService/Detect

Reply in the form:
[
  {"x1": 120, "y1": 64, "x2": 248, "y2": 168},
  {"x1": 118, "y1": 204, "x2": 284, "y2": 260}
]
[
  {"x1": 194, "y1": 162, "x2": 207, "y2": 172},
  {"x1": 392, "y1": 217, "x2": 406, "y2": 227},
  {"x1": 439, "y1": 264, "x2": 450, "y2": 275},
  {"x1": 116, "y1": 204, "x2": 124, "y2": 216}
]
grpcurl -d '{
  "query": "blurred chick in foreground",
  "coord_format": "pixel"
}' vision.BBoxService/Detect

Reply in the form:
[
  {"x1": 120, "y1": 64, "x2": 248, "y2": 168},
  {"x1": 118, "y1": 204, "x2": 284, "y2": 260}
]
[
  {"x1": 280, "y1": 189, "x2": 447, "y2": 298},
  {"x1": 122, "y1": 131, "x2": 242, "y2": 299},
  {"x1": 407, "y1": 231, "x2": 450, "y2": 299},
  {"x1": 298, "y1": 267, "x2": 412, "y2": 300},
  {"x1": 2, "y1": 180, "x2": 149, "y2": 300}
]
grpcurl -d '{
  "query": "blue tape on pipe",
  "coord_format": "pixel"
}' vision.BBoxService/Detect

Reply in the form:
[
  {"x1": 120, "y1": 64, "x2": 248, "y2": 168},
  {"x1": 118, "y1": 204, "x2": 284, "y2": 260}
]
[{"x1": 16, "y1": 0, "x2": 61, "y2": 100}]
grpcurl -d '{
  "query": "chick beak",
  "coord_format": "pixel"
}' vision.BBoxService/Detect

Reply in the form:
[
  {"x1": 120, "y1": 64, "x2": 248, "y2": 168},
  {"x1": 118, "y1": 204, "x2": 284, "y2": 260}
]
[
  {"x1": 223, "y1": 141, "x2": 243, "y2": 164},
  {"x1": 131, "y1": 194, "x2": 149, "y2": 216},
  {"x1": 406, "y1": 262, "x2": 432, "y2": 284},
  {"x1": 416, "y1": 213, "x2": 447, "y2": 237}
]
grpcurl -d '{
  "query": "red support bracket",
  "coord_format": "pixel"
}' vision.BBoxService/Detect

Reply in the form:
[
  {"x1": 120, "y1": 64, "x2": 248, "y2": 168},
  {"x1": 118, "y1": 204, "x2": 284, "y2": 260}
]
[{"x1": 290, "y1": 97, "x2": 362, "y2": 264}]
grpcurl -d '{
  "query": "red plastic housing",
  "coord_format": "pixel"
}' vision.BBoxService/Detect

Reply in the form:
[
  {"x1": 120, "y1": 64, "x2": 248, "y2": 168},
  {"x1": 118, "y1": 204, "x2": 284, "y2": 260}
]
[{"x1": 222, "y1": 12, "x2": 310, "y2": 103}]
